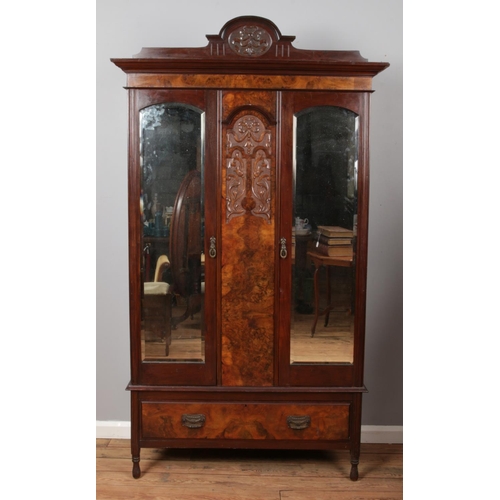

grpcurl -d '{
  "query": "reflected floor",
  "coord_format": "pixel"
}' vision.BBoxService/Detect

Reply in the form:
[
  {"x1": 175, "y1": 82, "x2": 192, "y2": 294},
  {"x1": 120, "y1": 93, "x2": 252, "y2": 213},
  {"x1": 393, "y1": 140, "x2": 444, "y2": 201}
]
[
  {"x1": 142, "y1": 304, "x2": 205, "y2": 361},
  {"x1": 291, "y1": 310, "x2": 354, "y2": 364},
  {"x1": 141, "y1": 306, "x2": 353, "y2": 364}
]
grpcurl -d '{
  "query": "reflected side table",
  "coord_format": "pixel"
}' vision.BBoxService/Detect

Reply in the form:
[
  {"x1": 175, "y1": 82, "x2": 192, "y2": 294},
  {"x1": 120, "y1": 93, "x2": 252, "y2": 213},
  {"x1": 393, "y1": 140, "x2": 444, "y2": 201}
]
[{"x1": 307, "y1": 250, "x2": 354, "y2": 337}]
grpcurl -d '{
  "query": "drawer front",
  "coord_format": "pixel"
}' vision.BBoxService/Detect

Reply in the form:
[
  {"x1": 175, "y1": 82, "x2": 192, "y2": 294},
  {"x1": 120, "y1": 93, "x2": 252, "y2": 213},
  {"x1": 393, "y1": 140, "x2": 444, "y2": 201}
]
[{"x1": 141, "y1": 402, "x2": 350, "y2": 441}]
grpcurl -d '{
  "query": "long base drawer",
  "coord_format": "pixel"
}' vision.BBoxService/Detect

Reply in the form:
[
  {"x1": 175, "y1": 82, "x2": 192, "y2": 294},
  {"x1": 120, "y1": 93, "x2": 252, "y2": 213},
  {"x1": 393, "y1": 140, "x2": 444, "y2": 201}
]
[{"x1": 141, "y1": 402, "x2": 350, "y2": 441}]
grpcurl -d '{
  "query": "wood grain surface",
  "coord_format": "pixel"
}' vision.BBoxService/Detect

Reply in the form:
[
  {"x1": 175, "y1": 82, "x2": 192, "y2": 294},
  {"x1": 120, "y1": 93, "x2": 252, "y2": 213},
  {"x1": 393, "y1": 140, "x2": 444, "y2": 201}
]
[
  {"x1": 221, "y1": 91, "x2": 277, "y2": 387},
  {"x1": 126, "y1": 74, "x2": 374, "y2": 91},
  {"x1": 141, "y1": 402, "x2": 350, "y2": 441}
]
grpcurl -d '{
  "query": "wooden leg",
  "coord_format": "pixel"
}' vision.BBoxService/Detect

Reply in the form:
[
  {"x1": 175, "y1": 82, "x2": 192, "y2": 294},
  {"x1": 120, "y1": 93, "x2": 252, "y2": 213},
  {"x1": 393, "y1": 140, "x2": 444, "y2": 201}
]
[
  {"x1": 171, "y1": 293, "x2": 201, "y2": 329},
  {"x1": 350, "y1": 455, "x2": 359, "y2": 481},
  {"x1": 350, "y1": 392, "x2": 362, "y2": 481},
  {"x1": 324, "y1": 265, "x2": 332, "y2": 327},
  {"x1": 132, "y1": 456, "x2": 141, "y2": 479},
  {"x1": 311, "y1": 265, "x2": 320, "y2": 337},
  {"x1": 165, "y1": 293, "x2": 172, "y2": 356},
  {"x1": 131, "y1": 392, "x2": 141, "y2": 478}
]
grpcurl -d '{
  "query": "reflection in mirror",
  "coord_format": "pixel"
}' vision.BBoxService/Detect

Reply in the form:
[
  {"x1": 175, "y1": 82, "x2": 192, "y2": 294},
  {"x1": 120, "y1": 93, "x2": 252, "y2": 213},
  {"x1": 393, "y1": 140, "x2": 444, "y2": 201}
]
[
  {"x1": 291, "y1": 106, "x2": 358, "y2": 364},
  {"x1": 139, "y1": 103, "x2": 205, "y2": 362}
]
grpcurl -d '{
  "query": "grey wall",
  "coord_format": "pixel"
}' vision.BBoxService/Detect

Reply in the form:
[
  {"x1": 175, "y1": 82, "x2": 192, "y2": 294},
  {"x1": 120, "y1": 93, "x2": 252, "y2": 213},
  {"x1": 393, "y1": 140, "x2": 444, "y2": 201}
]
[{"x1": 97, "y1": 0, "x2": 402, "y2": 426}]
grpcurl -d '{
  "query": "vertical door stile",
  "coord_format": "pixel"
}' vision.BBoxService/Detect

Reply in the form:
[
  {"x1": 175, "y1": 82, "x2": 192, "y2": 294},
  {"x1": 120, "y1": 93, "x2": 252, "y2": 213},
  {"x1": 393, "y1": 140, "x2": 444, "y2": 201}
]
[
  {"x1": 277, "y1": 91, "x2": 293, "y2": 386},
  {"x1": 274, "y1": 90, "x2": 285, "y2": 386},
  {"x1": 216, "y1": 90, "x2": 223, "y2": 386}
]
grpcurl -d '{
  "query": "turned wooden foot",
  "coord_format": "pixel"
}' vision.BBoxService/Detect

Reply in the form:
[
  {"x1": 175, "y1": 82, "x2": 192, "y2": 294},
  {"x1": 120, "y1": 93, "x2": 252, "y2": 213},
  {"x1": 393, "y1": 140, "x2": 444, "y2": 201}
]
[
  {"x1": 132, "y1": 457, "x2": 141, "y2": 479},
  {"x1": 350, "y1": 459, "x2": 359, "y2": 481}
]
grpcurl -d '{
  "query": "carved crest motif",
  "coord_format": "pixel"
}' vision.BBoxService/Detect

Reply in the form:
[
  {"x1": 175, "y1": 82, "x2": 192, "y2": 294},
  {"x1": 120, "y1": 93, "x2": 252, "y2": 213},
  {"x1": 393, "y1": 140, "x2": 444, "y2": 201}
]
[
  {"x1": 228, "y1": 26, "x2": 272, "y2": 57},
  {"x1": 227, "y1": 115, "x2": 271, "y2": 155},
  {"x1": 226, "y1": 114, "x2": 272, "y2": 223}
]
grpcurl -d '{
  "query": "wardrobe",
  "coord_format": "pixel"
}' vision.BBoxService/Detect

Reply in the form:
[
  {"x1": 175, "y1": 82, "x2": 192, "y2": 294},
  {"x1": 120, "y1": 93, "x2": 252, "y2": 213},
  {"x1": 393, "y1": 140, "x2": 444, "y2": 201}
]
[{"x1": 112, "y1": 16, "x2": 389, "y2": 480}]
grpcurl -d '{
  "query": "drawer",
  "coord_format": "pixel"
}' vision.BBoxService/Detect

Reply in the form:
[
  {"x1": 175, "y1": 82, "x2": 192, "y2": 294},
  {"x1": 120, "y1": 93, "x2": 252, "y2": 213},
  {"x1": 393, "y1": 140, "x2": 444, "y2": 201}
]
[{"x1": 141, "y1": 402, "x2": 350, "y2": 441}]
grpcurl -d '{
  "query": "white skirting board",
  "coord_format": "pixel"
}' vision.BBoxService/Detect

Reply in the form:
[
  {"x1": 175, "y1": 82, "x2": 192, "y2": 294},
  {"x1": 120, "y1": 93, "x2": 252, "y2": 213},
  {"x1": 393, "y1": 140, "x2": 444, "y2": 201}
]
[{"x1": 96, "y1": 421, "x2": 403, "y2": 444}]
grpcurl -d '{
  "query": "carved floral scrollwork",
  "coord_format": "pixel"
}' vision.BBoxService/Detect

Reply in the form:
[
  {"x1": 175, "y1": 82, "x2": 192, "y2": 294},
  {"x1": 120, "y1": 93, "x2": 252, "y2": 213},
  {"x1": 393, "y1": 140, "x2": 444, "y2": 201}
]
[
  {"x1": 226, "y1": 114, "x2": 272, "y2": 223},
  {"x1": 226, "y1": 150, "x2": 247, "y2": 222},
  {"x1": 251, "y1": 150, "x2": 271, "y2": 221},
  {"x1": 228, "y1": 26, "x2": 272, "y2": 57}
]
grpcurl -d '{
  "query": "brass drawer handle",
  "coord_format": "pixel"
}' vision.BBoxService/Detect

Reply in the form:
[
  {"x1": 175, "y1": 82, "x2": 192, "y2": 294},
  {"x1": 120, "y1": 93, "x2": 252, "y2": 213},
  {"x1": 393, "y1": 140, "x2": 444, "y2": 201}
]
[
  {"x1": 287, "y1": 415, "x2": 311, "y2": 430},
  {"x1": 181, "y1": 413, "x2": 206, "y2": 429}
]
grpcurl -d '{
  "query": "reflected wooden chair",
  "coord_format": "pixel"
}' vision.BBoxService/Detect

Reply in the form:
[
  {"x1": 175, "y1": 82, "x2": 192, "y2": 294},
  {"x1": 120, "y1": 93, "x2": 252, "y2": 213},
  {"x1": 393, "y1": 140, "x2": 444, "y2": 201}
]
[
  {"x1": 142, "y1": 254, "x2": 172, "y2": 355},
  {"x1": 169, "y1": 169, "x2": 203, "y2": 329}
]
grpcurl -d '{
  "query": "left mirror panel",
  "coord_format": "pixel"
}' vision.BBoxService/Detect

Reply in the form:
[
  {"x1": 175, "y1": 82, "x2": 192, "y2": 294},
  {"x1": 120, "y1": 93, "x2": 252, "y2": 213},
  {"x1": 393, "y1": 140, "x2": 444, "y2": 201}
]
[{"x1": 140, "y1": 104, "x2": 205, "y2": 362}]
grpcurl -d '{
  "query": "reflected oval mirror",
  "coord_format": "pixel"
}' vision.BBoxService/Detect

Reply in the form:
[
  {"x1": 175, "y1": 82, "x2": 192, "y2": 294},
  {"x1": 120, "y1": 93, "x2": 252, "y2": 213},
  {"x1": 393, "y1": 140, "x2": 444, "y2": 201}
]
[
  {"x1": 139, "y1": 103, "x2": 205, "y2": 362},
  {"x1": 291, "y1": 106, "x2": 358, "y2": 365}
]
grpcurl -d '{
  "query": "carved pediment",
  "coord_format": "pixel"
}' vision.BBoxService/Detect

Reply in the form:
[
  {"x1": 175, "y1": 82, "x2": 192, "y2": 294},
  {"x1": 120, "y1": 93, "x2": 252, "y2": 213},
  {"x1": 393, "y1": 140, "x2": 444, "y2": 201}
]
[
  {"x1": 112, "y1": 16, "x2": 389, "y2": 77},
  {"x1": 208, "y1": 16, "x2": 294, "y2": 58}
]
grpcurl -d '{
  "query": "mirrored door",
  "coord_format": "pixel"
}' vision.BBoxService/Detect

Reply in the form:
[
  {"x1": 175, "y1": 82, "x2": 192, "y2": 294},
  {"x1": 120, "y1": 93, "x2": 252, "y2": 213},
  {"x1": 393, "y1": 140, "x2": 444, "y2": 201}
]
[
  {"x1": 291, "y1": 105, "x2": 358, "y2": 365},
  {"x1": 280, "y1": 92, "x2": 368, "y2": 387},
  {"x1": 139, "y1": 103, "x2": 206, "y2": 362}
]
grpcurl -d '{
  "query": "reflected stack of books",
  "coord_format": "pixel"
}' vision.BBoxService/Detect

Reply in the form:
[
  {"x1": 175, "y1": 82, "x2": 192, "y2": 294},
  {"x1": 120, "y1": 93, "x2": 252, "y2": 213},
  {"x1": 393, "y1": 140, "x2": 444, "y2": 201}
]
[{"x1": 315, "y1": 226, "x2": 354, "y2": 257}]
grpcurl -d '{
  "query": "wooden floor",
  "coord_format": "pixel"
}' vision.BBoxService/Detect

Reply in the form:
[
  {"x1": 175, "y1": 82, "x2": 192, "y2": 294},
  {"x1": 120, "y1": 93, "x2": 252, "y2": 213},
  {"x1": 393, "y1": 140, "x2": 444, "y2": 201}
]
[{"x1": 97, "y1": 439, "x2": 403, "y2": 499}]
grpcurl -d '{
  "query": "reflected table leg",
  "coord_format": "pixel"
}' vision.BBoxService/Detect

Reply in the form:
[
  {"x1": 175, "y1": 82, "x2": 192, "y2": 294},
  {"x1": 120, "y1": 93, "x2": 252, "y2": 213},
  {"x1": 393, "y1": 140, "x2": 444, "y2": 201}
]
[
  {"x1": 308, "y1": 251, "x2": 354, "y2": 338},
  {"x1": 324, "y1": 265, "x2": 332, "y2": 327},
  {"x1": 311, "y1": 263, "x2": 334, "y2": 337},
  {"x1": 311, "y1": 264, "x2": 321, "y2": 337}
]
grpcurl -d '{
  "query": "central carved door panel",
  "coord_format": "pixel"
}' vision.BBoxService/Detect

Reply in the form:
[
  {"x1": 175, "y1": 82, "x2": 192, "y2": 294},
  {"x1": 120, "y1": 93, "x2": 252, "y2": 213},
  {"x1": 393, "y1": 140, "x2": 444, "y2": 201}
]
[{"x1": 220, "y1": 91, "x2": 277, "y2": 387}]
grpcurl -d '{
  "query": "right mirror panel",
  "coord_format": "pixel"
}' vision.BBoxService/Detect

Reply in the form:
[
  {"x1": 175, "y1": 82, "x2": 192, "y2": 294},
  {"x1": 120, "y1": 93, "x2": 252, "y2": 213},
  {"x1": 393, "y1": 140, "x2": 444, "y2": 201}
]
[{"x1": 291, "y1": 106, "x2": 358, "y2": 365}]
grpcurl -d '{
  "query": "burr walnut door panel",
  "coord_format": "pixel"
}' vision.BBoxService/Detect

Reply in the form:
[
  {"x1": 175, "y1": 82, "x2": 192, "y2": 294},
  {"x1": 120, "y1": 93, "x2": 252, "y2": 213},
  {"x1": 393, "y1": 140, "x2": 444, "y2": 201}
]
[{"x1": 220, "y1": 91, "x2": 278, "y2": 387}]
